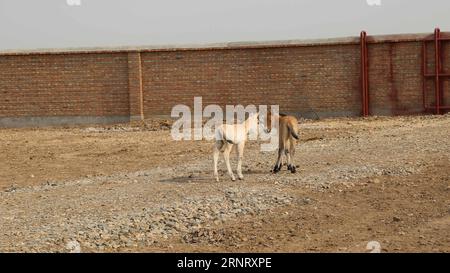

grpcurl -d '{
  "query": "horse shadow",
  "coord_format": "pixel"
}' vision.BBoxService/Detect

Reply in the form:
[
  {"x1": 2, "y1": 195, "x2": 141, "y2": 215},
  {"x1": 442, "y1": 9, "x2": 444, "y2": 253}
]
[{"x1": 158, "y1": 169, "x2": 269, "y2": 184}]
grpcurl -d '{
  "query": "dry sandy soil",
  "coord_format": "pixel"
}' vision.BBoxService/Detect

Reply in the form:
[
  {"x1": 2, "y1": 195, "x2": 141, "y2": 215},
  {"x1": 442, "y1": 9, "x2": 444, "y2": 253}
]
[{"x1": 0, "y1": 115, "x2": 449, "y2": 253}]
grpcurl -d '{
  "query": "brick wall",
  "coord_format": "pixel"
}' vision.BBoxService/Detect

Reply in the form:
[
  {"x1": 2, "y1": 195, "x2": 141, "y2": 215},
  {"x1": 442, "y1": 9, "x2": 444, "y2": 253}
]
[
  {"x1": 368, "y1": 42, "x2": 423, "y2": 115},
  {"x1": 141, "y1": 44, "x2": 361, "y2": 118},
  {"x1": 0, "y1": 32, "x2": 448, "y2": 127},
  {"x1": 0, "y1": 52, "x2": 130, "y2": 126}
]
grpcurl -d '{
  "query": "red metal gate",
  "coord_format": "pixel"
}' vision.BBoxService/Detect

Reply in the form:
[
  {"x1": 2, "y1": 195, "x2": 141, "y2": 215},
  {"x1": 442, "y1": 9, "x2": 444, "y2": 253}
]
[
  {"x1": 360, "y1": 31, "x2": 369, "y2": 117},
  {"x1": 422, "y1": 28, "x2": 450, "y2": 114}
]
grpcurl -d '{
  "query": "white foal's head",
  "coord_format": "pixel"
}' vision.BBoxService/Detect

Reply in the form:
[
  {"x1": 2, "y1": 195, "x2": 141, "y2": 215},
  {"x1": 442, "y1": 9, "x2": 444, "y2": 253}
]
[{"x1": 246, "y1": 112, "x2": 260, "y2": 135}]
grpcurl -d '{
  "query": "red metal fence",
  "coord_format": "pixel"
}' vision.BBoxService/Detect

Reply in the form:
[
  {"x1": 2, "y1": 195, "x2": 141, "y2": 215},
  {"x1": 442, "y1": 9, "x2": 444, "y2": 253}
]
[{"x1": 361, "y1": 27, "x2": 450, "y2": 116}]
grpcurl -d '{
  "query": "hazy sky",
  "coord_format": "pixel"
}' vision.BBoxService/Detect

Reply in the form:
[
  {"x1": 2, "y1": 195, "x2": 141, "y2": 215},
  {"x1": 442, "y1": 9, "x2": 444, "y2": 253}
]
[{"x1": 1, "y1": 0, "x2": 450, "y2": 50}]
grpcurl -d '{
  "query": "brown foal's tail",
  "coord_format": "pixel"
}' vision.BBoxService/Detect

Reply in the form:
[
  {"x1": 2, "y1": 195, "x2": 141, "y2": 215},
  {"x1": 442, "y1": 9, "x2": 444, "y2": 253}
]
[{"x1": 287, "y1": 123, "x2": 299, "y2": 140}]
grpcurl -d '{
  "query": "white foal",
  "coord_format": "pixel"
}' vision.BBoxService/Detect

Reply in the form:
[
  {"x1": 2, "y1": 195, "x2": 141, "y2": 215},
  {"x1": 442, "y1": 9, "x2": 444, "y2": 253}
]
[{"x1": 213, "y1": 113, "x2": 259, "y2": 182}]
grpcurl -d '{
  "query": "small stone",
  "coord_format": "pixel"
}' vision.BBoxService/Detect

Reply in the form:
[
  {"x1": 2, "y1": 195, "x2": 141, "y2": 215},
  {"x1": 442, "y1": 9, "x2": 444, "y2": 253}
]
[
  {"x1": 66, "y1": 240, "x2": 81, "y2": 253},
  {"x1": 5, "y1": 185, "x2": 17, "y2": 193},
  {"x1": 370, "y1": 178, "x2": 381, "y2": 184}
]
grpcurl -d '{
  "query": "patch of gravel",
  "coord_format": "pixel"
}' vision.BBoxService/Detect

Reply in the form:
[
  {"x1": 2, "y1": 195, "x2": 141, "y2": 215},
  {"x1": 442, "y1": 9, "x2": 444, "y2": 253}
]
[
  {"x1": 0, "y1": 170, "x2": 293, "y2": 252},
  {"x1": 80, "y1": 118, "x2": 173, "y2": 133},
  {"x1": 67, "y1": 188, "x2": 292, "y2": 252},
  {"x1": 255, "y1": 163, "x2": 423, "y2": 187}
]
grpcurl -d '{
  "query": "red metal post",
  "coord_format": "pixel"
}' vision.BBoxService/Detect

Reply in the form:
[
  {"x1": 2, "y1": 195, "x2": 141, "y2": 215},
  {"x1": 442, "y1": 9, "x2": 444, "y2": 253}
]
[
  {"x1": 422, "y1": 41, "x2": 426, "y2": 110},
  {"x1": 361, "y1": 31, "x2": 366, "y2": 116},
  {"x1": 365, "y1": 33, "x2": 369, "y2": 116},
  {"x1": 434, "y1": 28, "x2": 441, "y2": 115},
  {"x1": 360, "y1": 31, "x2": 369, "y2": 116}
]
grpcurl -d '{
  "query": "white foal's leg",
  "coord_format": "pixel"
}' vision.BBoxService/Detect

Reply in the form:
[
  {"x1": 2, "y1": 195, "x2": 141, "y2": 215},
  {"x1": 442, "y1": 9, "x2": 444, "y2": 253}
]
[
  {"x1": 237, "y1": 142, "x2": 245, "y2": 180},
  {"x1": 223, "y1": 143, "x2": 236, "y2": 181},
  {"x1": 213, "y1": 141, "x2": 222, "y2": 182}
]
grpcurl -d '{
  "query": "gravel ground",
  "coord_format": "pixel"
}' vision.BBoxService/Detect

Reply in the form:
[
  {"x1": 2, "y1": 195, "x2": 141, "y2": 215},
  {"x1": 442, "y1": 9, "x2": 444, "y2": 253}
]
[{"x1": 0, "y1": 114, "x2": 449, "y2": 252}]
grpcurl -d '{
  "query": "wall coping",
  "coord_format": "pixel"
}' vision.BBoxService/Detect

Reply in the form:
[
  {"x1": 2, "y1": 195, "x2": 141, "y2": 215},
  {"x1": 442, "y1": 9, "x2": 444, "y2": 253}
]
[{"x1": 0, "y1": 32, "x2": 444, "y2": 56}]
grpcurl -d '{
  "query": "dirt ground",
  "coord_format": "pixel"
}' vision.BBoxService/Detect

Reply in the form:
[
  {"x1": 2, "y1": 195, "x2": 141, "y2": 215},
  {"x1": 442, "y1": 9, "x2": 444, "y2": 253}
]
[{"x1": 0, "y1": 115, "x2": 449, "y2": 253}]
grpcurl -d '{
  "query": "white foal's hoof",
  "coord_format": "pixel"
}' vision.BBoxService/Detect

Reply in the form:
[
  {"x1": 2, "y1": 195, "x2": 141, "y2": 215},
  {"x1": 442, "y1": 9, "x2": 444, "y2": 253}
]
[
  {"x1": 238, "y1": 175, "x2": 244, "y2": 180},
  {"x1": 231, "y1": 177, "x2": 236, "y2": 181}
]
